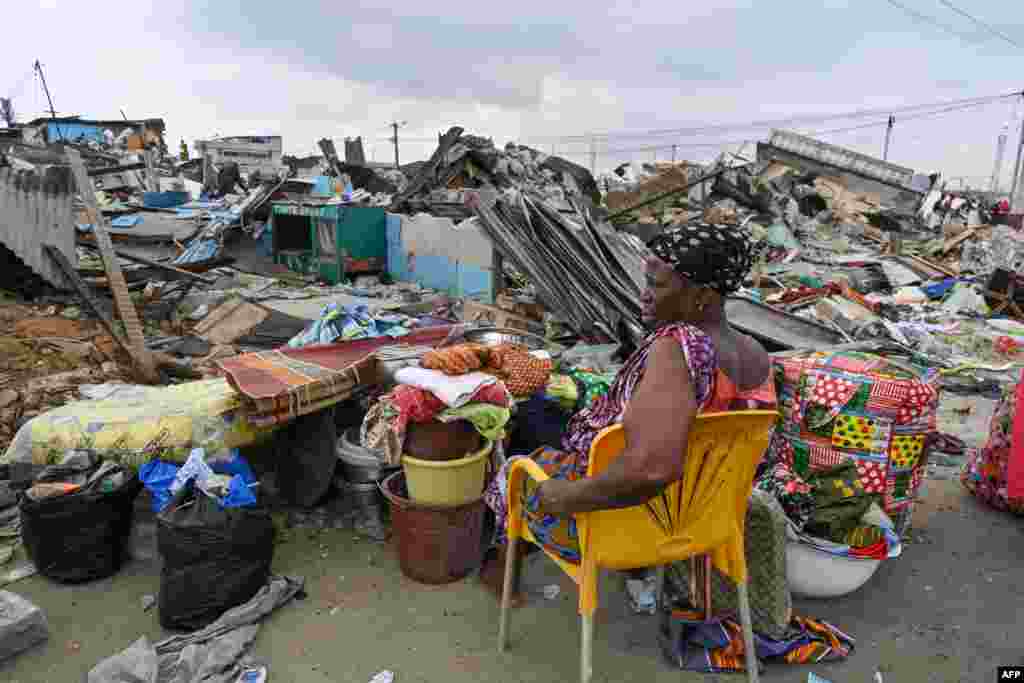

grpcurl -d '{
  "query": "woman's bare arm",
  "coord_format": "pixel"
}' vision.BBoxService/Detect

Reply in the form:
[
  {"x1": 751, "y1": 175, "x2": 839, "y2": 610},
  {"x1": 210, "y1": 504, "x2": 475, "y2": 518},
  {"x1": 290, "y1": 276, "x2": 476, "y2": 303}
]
[{"x1": 536, "y1": 337, "x2": 698, "y2": 515}]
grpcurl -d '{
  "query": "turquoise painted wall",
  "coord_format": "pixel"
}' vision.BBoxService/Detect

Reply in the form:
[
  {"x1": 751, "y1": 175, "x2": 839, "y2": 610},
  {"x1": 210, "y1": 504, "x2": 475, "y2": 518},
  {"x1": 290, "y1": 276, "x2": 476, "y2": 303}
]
[{"x1": 386, "y1": 213, "x2": 494, "y2": 302}]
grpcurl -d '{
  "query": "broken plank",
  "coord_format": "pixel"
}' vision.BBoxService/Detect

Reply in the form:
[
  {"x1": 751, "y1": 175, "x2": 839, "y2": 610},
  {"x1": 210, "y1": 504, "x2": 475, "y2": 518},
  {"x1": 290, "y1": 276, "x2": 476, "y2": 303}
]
[
  {"x1": 193, "y1": 298, "x2": 271, "y2": 345},
  {"x1": 43, "y1": 244, "x2": 132, "y2": 357},
  {"x1": 106, "y1": 248, "x2": 217, "y2": 284},
  {"x1": 940, "y1": 228, "x2": 976, "y2": 255},
  {"x1": 66, "y1": 149, "x2": 157, "y2": 382}
]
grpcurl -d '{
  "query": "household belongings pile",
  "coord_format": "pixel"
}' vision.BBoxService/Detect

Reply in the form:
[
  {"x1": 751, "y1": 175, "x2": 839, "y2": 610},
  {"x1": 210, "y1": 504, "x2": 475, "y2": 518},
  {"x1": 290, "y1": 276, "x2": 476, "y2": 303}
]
[{"x1": 140, "y1": 448, "x2": 274, "y2": 631}]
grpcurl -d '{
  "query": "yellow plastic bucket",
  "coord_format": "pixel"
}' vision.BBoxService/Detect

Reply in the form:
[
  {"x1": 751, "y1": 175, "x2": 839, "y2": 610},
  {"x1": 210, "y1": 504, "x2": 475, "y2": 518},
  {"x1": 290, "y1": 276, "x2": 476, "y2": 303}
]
[{"x1": 401, "y1": 440, "x2": 493, "y2": 507}]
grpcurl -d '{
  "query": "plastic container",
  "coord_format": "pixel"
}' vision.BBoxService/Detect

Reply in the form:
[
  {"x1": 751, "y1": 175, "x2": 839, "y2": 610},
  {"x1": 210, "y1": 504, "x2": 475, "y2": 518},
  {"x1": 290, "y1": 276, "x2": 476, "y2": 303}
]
[
  {"x1": 336, "y1": 428, "x2": 390, "y2": 483},
  {"x1": 379, "y1": 472, "x2": 485, "y2": 584},
  {"x1": 337, "y1": 478, "x2": 385, "y2": 520},
  {"x1": 401, "y1": 440, "x2": 492, "y2": 506},
  {"x1": 785, "y1": 538, "x2": 882, "y2": 598}
]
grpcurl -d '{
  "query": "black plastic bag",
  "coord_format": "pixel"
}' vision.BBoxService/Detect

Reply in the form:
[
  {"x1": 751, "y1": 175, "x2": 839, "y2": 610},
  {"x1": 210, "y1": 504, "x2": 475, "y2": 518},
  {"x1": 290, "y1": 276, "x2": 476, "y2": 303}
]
[
  {"x1": 157, "y1": 487, "x2": 275, "y2": 631},
  {"x1": 20, "y1": 469, "x2": 142, "y2": 584}
]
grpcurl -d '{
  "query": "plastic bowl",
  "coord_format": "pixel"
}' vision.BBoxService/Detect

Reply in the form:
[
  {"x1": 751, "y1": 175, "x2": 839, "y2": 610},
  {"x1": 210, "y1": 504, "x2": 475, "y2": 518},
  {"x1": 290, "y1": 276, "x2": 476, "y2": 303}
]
[{"x1": 786, "y1": 538, "x2": 882, "y2": 599}]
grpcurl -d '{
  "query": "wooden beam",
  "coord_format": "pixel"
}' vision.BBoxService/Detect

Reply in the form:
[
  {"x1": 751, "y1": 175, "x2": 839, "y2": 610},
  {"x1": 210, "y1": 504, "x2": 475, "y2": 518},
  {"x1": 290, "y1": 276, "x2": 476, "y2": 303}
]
[
  {"x1": 66, "y1": 148, "x2": 159, "y2": 383},
  {"x1": 43, "y1": 244, "x2": 132, "y2": 357},
  {"x1": 105, "y1": 248, "x2": 217, "y2": 284}
]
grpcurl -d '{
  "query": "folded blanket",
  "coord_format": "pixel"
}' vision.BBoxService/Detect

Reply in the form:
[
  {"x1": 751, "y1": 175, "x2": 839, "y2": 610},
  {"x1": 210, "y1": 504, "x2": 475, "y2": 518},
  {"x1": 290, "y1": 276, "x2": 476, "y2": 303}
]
[{"x1": 394, "y1": 367, "x2": 497, "y2": 408}]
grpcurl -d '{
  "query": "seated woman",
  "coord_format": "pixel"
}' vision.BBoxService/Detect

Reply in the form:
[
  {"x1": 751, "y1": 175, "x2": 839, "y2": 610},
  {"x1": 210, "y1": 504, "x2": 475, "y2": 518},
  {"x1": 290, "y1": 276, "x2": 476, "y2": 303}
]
[{"x1": 480, "y1": 223, "x2": 777, "y2": 603}]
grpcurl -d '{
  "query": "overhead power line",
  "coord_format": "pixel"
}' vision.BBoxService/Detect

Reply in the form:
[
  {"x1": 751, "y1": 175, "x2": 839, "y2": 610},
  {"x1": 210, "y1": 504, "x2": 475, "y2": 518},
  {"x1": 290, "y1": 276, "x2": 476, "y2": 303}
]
[
  {"x1": 882, "y1": 0, "x2": 982, "y2": 42},
  {"x1": 935, "y1": 0, "x2": 1024, "y2": 50},
  {"x1": 520, "y1": 91, "x2": 1018, "y2": 143},
  {"x1": 583, "y1": 95, "x2": 1011, "y2": 159}
]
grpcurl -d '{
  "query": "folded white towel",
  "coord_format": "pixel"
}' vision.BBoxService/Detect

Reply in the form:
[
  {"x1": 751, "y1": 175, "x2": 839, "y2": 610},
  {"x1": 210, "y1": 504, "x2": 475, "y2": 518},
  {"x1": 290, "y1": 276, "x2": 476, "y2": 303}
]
[{"x1": 394, "y1": 367, "x2": 496, "y2": 408}]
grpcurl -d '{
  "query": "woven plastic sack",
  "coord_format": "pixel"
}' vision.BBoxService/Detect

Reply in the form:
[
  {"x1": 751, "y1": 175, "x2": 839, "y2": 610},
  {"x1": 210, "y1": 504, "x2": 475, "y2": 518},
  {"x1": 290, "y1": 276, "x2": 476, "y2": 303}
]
[{"x1": 770, "y1": 350, "x2": 939, "y2": 536}]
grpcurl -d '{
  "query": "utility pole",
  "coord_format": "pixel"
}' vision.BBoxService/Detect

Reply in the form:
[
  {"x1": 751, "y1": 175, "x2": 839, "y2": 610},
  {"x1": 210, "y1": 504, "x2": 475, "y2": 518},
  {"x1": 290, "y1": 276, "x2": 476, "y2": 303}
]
[
  {"x1": 671, "y1": 144, "x2": 678, "y2": 163},
  {"x1": 33, "y1": 59, "x2": 63, "y2": 142},
  {"x1": 883, "y1": 115, "x2": 895, "y2": 161},
  {"x1": 589, "y1": 137, "x2": 597, "y2": 176},
  {"x1": 990, "y1": 126, "x2": 1009, "y2": 194},
  {"x1": 1010, "y1": 92, "x2": 1024, "y2": 212},
  {"x1": 389, "y1": 121, "x2": 406, "y2": 170}
]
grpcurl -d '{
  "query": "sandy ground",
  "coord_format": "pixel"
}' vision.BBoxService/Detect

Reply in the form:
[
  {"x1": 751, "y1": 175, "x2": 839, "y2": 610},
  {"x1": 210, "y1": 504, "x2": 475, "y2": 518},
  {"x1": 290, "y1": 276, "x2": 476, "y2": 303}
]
[{"x1": 1, "y1": 397, "x2": 1021, "y2": 683}]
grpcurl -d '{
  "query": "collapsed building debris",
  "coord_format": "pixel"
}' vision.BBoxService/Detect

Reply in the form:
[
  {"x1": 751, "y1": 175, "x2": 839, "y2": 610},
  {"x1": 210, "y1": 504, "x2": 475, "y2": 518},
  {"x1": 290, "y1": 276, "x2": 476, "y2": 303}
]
[{"x1": 391, "y1": 126, "x2": 601, "y2": 220}]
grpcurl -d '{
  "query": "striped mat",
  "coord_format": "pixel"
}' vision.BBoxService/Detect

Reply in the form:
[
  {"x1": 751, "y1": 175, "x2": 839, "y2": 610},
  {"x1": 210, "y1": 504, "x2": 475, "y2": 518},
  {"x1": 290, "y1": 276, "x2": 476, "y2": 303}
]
[{"x1": 218, "y1": 326, "x2": 456, "y2": 424}]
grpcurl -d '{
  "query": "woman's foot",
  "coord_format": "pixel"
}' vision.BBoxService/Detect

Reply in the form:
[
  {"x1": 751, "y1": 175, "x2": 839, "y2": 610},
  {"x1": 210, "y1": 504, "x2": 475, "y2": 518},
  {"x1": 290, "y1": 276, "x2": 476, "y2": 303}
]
[{"x1": 480, "y1": 546, "x2": 525, "y2": 608}]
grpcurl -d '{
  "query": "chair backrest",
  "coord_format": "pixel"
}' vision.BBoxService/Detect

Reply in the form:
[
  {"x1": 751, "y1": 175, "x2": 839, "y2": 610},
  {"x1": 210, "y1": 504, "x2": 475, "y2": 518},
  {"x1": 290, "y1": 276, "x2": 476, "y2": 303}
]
[{"x1": 580, "y1": 410, "x2": 777, "y2": 583}]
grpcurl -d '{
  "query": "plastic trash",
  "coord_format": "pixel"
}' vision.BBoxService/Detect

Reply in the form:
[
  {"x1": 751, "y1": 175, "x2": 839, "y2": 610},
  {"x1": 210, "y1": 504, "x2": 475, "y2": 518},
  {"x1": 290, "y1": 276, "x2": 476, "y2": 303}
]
[
  {"x1": 807, "y1": 673, "x2": 833, "y2": 683},
  {"x1": 625, "y1": 575, "x2": 658, "y2": 615},
  {"x1": 0, "y1": 591, "x2": 49, "y2": 662},
  {"x1": 942, "y1": 284, "x2": 988, "y2": 315},
  {"x1": 369, "y1": 671, "x2": 395, "y2": 683},
  {"x1": 542, "y1": 584, "x2": 561, "y2": 600},
  {"x1": 239, "y1": 666, "x2": 268, "y2": 683},
  {"x1": 139, "y1": 460, "x2": 180, "y2": 513},
  {"x1": 163, "y1": 448, "x2": 258, "y2": 510}
]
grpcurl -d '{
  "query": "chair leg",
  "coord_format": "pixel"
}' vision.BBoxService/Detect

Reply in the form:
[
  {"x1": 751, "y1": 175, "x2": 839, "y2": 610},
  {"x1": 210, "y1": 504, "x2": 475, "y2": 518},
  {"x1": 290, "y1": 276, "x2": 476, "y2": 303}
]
[
  {"x1": 580, "y1": 613, "x2": 594, "y2": 683},
  {"x1": 498, "y1": 536, "x2": 519, "y2": 653},
  {"x1": 654, "y1": 565, "x2": 666, "y2": 611},
  {"x1": 735, "y1": 580, "x2": 761, "y2": 683}
]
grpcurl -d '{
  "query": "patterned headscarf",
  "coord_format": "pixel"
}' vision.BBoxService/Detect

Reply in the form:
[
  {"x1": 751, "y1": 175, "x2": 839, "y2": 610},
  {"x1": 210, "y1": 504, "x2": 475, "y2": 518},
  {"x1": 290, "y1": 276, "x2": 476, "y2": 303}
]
[{"x1": 645, "y1": 222, "x2": 754, "y2": 294}]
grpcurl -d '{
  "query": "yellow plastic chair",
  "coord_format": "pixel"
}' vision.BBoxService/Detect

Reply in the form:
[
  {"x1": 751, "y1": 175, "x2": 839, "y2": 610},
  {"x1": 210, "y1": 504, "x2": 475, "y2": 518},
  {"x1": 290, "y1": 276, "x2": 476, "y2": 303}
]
[{"x1": 497, "y1": 410, "x2": 777, "y2": 683}]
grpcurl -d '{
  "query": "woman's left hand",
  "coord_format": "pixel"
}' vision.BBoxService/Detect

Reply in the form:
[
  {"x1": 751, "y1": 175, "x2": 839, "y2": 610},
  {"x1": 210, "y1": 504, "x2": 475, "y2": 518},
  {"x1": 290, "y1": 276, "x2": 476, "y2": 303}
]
[{"x1": 535, "y1": 479, "x2": 576, "y2": 516}]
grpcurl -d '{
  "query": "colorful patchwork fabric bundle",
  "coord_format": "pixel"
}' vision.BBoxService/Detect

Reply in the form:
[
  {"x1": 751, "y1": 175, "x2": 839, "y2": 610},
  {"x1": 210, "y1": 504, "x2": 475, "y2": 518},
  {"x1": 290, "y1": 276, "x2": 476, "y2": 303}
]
[
  {"x1": 659, "y1": 609, "x2": 855, "y2": 674},
  {"x1": 961, "y1": 370, "x2": 1024, "y2": 515},
  {"x1": 769, "y1": 350, "x2": 939, "y2": 535}
]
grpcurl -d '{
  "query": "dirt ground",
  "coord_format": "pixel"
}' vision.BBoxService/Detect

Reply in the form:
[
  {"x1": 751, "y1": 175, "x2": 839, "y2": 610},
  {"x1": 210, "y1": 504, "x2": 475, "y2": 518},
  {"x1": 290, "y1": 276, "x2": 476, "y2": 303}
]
[{"x1": 0, "y1": 397, "x2": 1021, "y2": 683}]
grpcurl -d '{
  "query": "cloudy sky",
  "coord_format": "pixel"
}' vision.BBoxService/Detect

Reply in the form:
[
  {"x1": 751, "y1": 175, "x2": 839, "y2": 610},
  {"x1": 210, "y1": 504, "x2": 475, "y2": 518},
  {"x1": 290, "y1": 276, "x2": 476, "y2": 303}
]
[{"x1": 4, "y1": 0, "x2": 1024, "y2": 188}]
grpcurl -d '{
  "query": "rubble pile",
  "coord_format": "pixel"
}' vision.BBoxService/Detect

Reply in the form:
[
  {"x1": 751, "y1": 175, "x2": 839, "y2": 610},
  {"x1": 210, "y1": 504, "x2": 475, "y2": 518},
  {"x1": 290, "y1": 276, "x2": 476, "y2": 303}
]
[{"x1": 391, "y1": 126, "x2": 601, "y2": 219}]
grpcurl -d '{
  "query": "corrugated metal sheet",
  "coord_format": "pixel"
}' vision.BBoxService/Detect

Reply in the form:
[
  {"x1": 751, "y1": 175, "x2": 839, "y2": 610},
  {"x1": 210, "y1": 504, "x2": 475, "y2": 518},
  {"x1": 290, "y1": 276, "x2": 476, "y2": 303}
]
[
  {"x1": 0, "y1": 168, "x2": 76, "y2": 287},
  {"x1": 768, "y1": 129, "x2": 916, "y2": 190}
]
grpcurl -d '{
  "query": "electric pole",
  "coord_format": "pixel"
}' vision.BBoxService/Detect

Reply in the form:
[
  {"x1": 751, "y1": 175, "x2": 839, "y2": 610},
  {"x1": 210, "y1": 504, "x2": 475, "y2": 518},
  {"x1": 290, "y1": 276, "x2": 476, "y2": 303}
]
[
  {"x1": 589, "y1": 137, "x2": 597, "y2": 176},
  {"x1": 389, "y1": 121, "x2": 406, "y2": 170},
  {"x1": 33, "y1": 60, "x2": 63, "y2": 142},
  {"x1": 1010, "y1": 91, "x2": 1024, "y2": 212},
  {"x1": 990, "y1": 126, "x2": 1009, "y2": 194},
  {"x1": 671, "y1": 144, "x2": 678, "y2": 163},
  {"x1": 883, "y1": 115, "x2": 895, "y2": 161}
]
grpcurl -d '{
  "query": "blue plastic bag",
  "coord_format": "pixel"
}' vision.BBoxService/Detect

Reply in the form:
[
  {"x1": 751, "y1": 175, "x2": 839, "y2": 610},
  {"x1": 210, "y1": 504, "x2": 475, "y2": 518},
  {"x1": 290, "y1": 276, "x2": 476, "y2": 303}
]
[
  {"x1": 142, "y1": 449, "x2": 257, "y2": 511},
  {"x1": 139, "y1": 459, "x2": 181, "y2": 513}
]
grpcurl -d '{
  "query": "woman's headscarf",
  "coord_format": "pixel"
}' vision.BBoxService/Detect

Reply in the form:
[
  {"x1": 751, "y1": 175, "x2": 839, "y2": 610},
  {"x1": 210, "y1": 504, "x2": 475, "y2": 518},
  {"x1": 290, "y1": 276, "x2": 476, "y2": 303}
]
[{"x1": 645, "y1": 222, "x2": 754, "y2": 295}]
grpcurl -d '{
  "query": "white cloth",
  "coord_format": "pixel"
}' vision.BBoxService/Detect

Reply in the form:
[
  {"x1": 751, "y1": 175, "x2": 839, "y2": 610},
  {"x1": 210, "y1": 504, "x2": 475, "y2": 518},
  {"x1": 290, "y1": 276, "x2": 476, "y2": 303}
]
[{"x1": 393, "y1": 367, "x2": 496, "y2": 408}]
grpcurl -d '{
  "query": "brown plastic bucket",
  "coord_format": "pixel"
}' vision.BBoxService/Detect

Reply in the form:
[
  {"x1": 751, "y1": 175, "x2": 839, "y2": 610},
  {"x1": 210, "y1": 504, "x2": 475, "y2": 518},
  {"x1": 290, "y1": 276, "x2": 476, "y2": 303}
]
[{"x1": 379, "y1": 471, "x2": 485, "y2": 585}]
